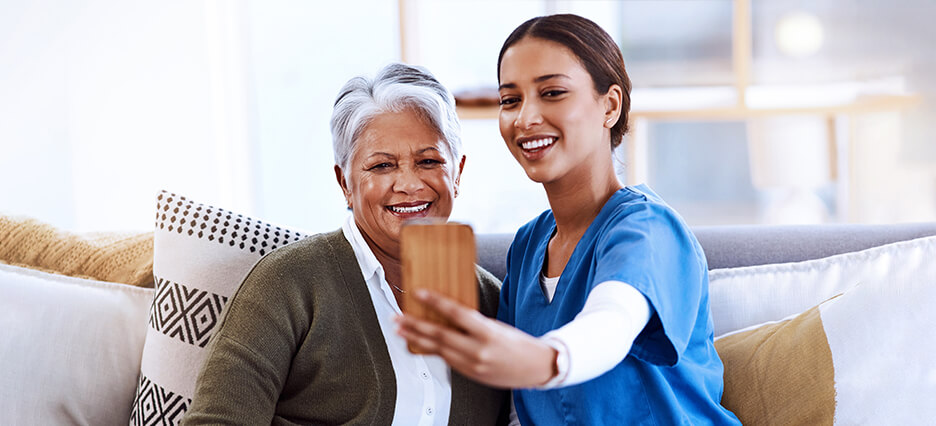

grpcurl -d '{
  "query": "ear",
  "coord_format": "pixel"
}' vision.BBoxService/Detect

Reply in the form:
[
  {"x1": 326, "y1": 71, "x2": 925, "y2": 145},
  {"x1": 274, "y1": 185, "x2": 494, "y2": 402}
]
[
  {"x1": 334, "y1": 165, "x2": 353, "y2": 210},
  {"x1": 603, "y1": 84, "x2": 623, "y2": 128},
  {"x1": 454, "y1": 155, "x2": 466, "y2": 197}
]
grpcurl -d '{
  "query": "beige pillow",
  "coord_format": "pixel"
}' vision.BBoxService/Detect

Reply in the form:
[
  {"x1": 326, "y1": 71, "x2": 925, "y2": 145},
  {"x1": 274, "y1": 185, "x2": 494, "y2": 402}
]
[
  {"x1": 716, "y1": 304, "x2": 836, "y2": 425},
  {"x1": 0, "y1": 215, "x2": 153, "y2": 286}
]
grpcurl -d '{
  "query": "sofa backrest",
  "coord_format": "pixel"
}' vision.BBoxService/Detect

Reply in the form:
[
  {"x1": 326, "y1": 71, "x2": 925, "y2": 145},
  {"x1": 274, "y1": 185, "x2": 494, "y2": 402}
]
[{"x1": 475, "y1": 222, "x2": 936, "y2": 279}]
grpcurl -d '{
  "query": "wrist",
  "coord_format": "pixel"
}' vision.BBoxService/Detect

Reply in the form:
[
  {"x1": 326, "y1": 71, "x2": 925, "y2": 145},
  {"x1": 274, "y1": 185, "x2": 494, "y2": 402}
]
[
  {"x1": 536, "y1": 337, "x2": 569, "y2": 389},
  {"x1": 543, "y1": 345, "x2": 558, "y2": 384}
]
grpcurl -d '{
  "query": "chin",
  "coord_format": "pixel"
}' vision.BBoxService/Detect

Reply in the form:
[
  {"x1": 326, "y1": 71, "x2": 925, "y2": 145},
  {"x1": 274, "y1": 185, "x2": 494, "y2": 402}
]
[
  {"x1": 425, "y1": 208, "x2": 452, "y2": 223},
  {"x1": 525, "y1": 173, "x2": 548, "y2": 184},
  {"x1": 520, "y1": 165, "x2": 554, "y2": 184}
]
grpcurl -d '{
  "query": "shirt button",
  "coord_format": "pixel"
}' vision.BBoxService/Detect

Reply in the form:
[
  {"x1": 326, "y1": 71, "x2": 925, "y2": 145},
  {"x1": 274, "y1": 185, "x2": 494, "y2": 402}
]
[
  {"x1": 420, "y1": 371, "x2": 430, "y2": 380},
  {"x1": 426, "y1": 407, "x2": 434, "y2": 415}
]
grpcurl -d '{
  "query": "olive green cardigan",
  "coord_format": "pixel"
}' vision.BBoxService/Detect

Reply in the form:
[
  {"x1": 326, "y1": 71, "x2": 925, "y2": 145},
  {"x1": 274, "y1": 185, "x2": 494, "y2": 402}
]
[{"x1": 183, "y1": 230, "x2": 508, "y2": 425}]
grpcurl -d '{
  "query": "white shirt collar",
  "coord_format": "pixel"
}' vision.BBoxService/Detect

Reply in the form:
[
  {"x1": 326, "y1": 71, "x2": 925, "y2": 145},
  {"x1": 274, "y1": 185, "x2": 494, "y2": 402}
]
[{"x1": 341, "y1": 214, "x2": 385, "y2": 284}]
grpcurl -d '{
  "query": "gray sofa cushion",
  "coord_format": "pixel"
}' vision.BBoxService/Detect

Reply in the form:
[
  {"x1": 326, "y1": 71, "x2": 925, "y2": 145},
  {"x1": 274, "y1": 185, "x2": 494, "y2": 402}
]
[
  {"x1": 476, "y1": 223, "x2": 936, "y2": 279},
  {"x1": 695, "y1": 223, "x2": 936, "y2": 269}
]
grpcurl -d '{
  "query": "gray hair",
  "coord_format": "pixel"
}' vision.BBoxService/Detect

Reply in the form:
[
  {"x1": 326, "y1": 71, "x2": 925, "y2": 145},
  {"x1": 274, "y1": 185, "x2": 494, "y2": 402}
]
[{"x1": 330, "y1": 63, "x2": 462, "y2": 176}]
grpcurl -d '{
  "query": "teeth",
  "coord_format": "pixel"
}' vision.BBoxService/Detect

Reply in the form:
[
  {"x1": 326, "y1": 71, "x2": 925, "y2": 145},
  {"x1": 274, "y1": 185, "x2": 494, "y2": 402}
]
[
  {"x1": 389, "y1": 203, "x2": 429, "y2": 214},
  {"x1": 521, "y1": 137, "x2": 555, "y2": 150}
]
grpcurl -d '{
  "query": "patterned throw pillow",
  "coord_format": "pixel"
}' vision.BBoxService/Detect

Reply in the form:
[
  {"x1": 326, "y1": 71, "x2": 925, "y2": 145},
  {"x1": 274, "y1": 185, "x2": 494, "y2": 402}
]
[{"x1": 129, "y1": 191, "x2": 307, "y2": 425}]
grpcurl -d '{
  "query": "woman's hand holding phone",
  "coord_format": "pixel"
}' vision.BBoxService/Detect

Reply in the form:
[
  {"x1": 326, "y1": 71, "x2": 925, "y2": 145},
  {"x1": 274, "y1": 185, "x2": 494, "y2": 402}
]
[{"x1": 395, "y1": 290, "x2": 558, "y2": 389}]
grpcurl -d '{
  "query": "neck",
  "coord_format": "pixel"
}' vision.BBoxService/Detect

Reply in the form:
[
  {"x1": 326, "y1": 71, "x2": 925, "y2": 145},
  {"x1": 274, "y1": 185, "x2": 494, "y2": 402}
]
[
  {"x1": 543, "y1": 155, "x2": 623, "y2": 240},
  {"x1": 360, "y1": 230, "x2": 403, "y2": 288}
]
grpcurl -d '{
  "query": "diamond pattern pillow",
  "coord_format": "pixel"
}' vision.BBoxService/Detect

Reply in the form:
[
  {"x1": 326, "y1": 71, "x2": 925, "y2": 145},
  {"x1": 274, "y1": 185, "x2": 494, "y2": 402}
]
[{"x1": 129, "y1": 191, "x2": 307, "y2": 425}]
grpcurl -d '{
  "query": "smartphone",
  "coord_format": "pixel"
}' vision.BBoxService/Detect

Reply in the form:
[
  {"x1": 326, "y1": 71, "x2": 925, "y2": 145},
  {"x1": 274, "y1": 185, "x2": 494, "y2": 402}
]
[{"x1": 400, "y1": 221, "x2": 478, "y2": 353}]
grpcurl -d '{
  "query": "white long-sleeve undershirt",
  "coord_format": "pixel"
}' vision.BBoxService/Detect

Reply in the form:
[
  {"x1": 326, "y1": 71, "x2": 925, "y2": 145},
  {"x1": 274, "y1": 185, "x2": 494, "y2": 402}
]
[
  {"x1": 540, "y1": 278, "x2": 652, "y2": 387},
  {"x1": 508, "y1": 278, "x2": 652, "y2": 425}
]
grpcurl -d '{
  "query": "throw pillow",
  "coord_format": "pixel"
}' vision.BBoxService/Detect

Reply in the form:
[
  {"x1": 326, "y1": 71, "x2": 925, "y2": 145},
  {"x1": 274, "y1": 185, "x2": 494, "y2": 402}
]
[
  {"x1": 716, "y1": 273, "x2": 936, "y2": 425},
  {"x1": 708, "y1": 235, "x2": 936, "y2": 337},
  {"x1": 0, "y1": 214, "x2": 154, "y2": 286},
  {"x1": 0, "y1": 262, "x2": 153, "y2": 425},
  {"x1": 129, "y1": 191, "x2": 307, "y2": 425}
]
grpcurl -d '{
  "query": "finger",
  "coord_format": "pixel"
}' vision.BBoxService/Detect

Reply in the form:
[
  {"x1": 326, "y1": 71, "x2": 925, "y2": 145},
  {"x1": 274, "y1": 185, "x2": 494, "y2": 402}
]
[
  {"x1": 435, "y1": 343, "x2": 491, "y2": 380},
  {"x1": 396, "y1": 323, "x2": 491, "y2": 379},
  {"x1": 416, "y1": 290, "x2": 493, "y2": 336},
  {"x1": 397, "y1": 326, "x2": 444, "y2": 356},
  {"x1": 397, "y1": 314, "x2": 512, "y2": 387},
  {"x1": 398, "y1": 314, "x2": 481, "y2": 356}
]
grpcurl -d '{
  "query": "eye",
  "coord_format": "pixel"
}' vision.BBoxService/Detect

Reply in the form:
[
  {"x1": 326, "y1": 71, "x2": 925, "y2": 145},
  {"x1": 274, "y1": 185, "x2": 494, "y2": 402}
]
[
  {"x1": 542, "y1": 90, "x2": 567, "y2": 98},
  {"x1": 418, "y1": 158, "x2": 443, "y2": 167},
  {"x1": 367, "y1": 162, "x2": 393, "y2": 171},
  {"x1": 499, "y1": 96, "x2": 520, "y2": 107}
]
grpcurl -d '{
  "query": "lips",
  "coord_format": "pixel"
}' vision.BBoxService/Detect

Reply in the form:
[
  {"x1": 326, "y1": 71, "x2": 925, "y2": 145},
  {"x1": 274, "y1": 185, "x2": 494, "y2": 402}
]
[
  {"x1": 520, "y1": 137, "x2": 556, "y2": 151},
  {"x1": 516, "y1": 135, "x2": 558, "y2": 160},
  {"x1": 386, "y1": 201, "x2": 431, "y2": 217}
]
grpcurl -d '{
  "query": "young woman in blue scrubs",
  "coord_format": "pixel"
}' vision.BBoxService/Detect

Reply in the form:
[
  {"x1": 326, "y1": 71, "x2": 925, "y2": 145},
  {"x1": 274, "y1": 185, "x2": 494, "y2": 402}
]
[{"x1": 397, "y1": 14, "x2": 740, "y2": 425}]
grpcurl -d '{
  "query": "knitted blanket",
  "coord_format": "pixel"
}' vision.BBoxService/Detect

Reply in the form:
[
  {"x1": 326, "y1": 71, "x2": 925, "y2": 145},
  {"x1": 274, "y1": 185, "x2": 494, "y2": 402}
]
[{"x1": 0, "y1": 215, "x2": 154, "y2": 287}]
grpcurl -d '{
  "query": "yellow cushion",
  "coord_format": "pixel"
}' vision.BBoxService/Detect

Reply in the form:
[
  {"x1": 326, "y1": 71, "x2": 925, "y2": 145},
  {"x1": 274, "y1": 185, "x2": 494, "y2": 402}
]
[
  {"x1": 0, "y1": 215, "x2": 153, "y2": 287},
  {"x1": 716, "y1": 305, "x2": 836, "y2": 425}
]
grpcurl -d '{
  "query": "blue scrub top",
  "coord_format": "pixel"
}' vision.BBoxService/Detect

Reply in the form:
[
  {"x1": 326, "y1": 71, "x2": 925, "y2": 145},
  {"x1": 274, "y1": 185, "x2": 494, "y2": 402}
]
[{"x1": 498, "y1": 185, "x2": 740, "y2": 425}]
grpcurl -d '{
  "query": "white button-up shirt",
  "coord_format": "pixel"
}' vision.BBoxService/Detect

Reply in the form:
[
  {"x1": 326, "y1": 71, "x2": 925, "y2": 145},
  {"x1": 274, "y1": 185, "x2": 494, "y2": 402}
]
[{"x1": 342, "y1": 216, "x2": 451, "y2": 426}]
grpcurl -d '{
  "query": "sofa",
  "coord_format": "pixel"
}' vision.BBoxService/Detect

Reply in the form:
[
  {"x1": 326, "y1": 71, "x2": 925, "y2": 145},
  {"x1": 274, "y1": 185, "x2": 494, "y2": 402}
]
[{"x1": 2, "y1": 191, "x2": 935, "y2": 425}]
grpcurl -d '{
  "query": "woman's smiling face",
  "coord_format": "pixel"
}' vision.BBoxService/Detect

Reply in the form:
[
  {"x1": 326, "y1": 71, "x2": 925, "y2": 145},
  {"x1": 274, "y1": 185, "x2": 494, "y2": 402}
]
[
  {"x1": 498, "y1": 36, "x2": 615, "y2": 185},
  {"x1": 337, "y1": 108, "x2": 463, "y2": 257}
]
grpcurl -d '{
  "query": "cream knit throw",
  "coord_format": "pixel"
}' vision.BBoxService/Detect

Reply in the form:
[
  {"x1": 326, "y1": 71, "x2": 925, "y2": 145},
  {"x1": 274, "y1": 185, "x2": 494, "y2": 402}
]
[{"x1": 0, "y1": 215, "x2": 154, "y2": 287}]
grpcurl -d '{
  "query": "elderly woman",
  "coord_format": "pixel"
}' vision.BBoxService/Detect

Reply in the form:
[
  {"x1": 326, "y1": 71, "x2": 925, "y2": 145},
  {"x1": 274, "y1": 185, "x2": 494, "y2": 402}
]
[{"x1": 183, "y1": 63, "x2": 508, "y2": 425}]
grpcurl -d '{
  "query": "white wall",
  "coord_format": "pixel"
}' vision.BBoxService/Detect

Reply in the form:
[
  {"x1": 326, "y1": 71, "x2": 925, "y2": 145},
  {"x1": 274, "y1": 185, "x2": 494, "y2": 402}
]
[
  {"x1": 2, "y1": 0, "x2": 933, "y2": 234},
  {"x1": 1, "y1": 1, "x2": 213, "y2": 231},
  {"x1": 0, "y1": 0, "x2": 399, "y2": 233}
]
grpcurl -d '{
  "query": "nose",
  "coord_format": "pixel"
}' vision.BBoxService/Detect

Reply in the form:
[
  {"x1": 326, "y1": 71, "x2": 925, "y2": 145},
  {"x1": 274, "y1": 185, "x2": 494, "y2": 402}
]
[
  {"x1": 514, "y1": 99, "x2": 542, "y2": 130},
  {"x1": 393, "y1": 165, "x2": 427, "y2": 194}
]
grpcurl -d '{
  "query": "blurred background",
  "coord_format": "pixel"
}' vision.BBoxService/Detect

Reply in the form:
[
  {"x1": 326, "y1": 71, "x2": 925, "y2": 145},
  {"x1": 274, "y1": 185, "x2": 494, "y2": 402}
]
[{"x1": 2, "y1": 0, "x2": 934, "y2": 234}]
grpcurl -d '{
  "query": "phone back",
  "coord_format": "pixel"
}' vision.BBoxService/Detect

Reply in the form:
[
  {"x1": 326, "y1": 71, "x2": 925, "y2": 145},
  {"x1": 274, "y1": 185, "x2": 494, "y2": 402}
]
[{"x1": 400, "y1": 222, "x2": 478, "y2": 352}]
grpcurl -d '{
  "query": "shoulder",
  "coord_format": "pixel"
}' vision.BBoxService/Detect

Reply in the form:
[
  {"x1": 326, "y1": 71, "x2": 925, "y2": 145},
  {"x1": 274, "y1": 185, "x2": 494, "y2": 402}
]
[
  {"x1": 243, "y1": 230, "x2": 356, "y2": 294},
  {"x1": 509, "y1": 209, "x2": 553, "y2": 256},
  {"x1": 257, "y1": 230, "x2": 347, "y2": 263},
  {"x1": 597, "y1": 186, "x2": 704, "y2": 265},
  {"x1": 253, "y1": 230, "x2": 352, "y2": 272},
  {"x1": 475, "y1": 265, "x2": 501, "y2": 288},
  {"x1": 225, "y1": 230, "x2": 359, "y2": 330},
  {"x1": 474, "y1": 265, "x2": 502, "y2": 318},
  {"x1": 517, "y1": 210, "x2": 554, "y2": 240},
  {"x1": 602, "y1": 186, "x2": 691, "y2": 238}
]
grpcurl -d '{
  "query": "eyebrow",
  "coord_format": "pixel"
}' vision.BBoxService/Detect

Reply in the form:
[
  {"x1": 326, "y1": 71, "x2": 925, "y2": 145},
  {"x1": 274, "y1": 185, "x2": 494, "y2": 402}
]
[
  {"x1": 365, "y1": 147, "x2": 441, "y2": 159},
  {"x1": 365, "y1": 152, "x2": 394, "y2": 160},
  {"x1": 499, "y1": 73, "x2": 570, "y2": 90},
  {"x1": 416, "y1": 147, "x2": 442, "y2": 155}
]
